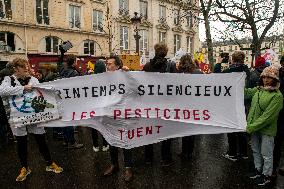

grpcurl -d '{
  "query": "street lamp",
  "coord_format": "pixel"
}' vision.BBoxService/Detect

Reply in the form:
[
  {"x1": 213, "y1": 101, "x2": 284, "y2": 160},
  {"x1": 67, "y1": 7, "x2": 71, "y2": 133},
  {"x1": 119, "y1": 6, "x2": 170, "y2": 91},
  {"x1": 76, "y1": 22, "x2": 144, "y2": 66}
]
[{"x1": 130, "y1": 12, "x2": 142, "y2": 54}]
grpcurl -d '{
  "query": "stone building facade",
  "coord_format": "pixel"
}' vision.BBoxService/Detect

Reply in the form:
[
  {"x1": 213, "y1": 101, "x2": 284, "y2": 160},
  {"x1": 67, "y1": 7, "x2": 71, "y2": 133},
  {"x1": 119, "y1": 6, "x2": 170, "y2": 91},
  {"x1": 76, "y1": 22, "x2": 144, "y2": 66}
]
[{"x1": 0, "y1": 0, "x2": 200, "y2": 70}]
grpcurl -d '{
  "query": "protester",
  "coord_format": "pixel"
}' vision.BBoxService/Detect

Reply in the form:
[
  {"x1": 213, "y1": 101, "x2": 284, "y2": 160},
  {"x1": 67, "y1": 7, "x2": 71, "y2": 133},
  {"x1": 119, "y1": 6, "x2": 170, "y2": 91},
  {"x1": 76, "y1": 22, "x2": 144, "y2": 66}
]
[
  {"x1": 222, "y1": 51, "x2": 250, "y2": 161},
  {"x1": 245, "y1": 64, "x2": 283, "y2": 186},
  {"x1": 57, "y1": 48, "x2": 83, "y2": 149},
  {"x1": 177, "y1": 54, "x2": 202, "y2": 160},
  {"x1": 0, "y1": 62, "x2": 14, "y2": 141},
  {"x1": 143, "y1": 43, "x2": 176, "y2": 166},
  {"x1": 0, "y1": 58, "x2": 63, "y2": 182},
  {"x1": 248, "y1": 56, "x2": 267, "y2": 88},
  {"x1": 273, "y1": 55, "x2": 284, "y2": 177},
  {"x1": 103, "y1": 54, "x2": 133, "y2": 181},
  {"x1": 91, "y1": 59, "x2": 109, "y2": 152}
]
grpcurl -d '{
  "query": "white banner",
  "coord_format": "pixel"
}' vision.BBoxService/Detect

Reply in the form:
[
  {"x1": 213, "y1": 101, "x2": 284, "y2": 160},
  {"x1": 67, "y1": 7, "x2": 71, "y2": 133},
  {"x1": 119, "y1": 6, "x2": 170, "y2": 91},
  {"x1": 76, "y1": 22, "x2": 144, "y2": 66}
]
[{"x1": 15, "y1": 72, "x2": 246, "y2": 149}]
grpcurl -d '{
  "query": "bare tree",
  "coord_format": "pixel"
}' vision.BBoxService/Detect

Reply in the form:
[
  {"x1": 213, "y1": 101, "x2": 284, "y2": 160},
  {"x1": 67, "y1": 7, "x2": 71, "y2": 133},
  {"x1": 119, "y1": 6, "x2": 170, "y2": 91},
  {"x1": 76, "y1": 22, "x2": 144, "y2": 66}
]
[
  {"x1": 200, "y1": 0, "x2": 214, "y2": 69},
  {"x1": 215, "y1": 0, "x2": 284, "y2": 67}
]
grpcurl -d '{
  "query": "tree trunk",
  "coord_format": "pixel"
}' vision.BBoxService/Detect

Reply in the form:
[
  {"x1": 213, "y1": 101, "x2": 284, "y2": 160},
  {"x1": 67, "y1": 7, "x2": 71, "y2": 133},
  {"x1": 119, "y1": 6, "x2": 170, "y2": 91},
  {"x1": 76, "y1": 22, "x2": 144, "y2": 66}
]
[{"x1": 204, "y1": 11, "x2": 214, "y2": 71}]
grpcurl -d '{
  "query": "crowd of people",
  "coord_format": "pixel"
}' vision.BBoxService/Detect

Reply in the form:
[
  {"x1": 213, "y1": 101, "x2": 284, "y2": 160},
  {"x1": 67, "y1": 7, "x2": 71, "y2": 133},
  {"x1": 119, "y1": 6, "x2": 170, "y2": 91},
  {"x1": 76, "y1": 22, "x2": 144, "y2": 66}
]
[{"x1": 0, "y1": 43, "x2": 284, "y2": 187}]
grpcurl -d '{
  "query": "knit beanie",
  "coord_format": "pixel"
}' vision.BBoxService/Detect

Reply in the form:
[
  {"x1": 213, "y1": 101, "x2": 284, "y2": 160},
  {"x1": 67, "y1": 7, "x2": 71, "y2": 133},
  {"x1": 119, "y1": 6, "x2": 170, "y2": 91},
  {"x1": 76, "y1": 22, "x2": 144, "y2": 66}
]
[
  {"x1": 254, "y1": 56, "x2": 266, "y2": 68},
  {"x1": 260, "y1": 64, "x2": 281, "y2": 81}
]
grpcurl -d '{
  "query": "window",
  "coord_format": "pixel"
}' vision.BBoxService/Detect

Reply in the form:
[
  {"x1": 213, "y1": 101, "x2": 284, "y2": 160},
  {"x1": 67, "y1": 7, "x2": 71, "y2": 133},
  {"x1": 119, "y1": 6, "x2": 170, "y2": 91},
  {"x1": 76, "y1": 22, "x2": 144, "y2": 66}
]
[
  {"x1": 235, "y1": 46, "x2": 238, "y2": 50},
  {"x1": 174, "y1": 34, "x2": 181, "y2": 54},
  {"x1": 36, "y1": 0, "x2": 49, "y2": 25},
  {"x1": 93, "y1": 10, "x2": 103, "y2": 32},
  {"x1": 224, "y1": 47, "x2": 227, "y2": 51},
  {"x1": 186, "y1": 12, "x2": 193, "y2": 28},
  {"x1": 159, "y1": 5, "x2": 166, "y2": 21},
  {"x1": 140, "y1": 0, "x2": 148, "y2": 19},
  {"x1": 69, "y1": 5, "x2": 81, "y2": 29},
  {"x1": 159, "y1": 31, "x2": 166, "y2": 44},
  {"x1": 119, "y1": 0, "x2": 129, "y2": 14},
  {"x1": 0, "y1": 0, "x2": 12, "y2": 20},
  {"x1": 84, "y1": 40, "x2": 95, "y2": 55},
  {"x1": 0, "y1": 32, "x2": 15, "y2": 51},
  {"x1": 139, "y1": 30, "x2": 148, "y2": 51},
  {"x1": 45, "y1": 36, "x2": 60, "y2": 53},
  {"x1": 173, "y1": 9, "x2": 179, "y2": 25},
  {"x1": 187, "y1": 36, "x2": 194, "y2": 54},
  {"x1": 120, "y1": 26, "x2": 129, "y2": 50}
]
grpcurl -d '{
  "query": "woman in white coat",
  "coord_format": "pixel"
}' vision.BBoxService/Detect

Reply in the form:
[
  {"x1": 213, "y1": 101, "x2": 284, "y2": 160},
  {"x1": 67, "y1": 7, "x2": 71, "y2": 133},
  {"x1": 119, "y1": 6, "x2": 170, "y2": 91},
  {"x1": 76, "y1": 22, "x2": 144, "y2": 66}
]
[{"x1": 0, "y1": 58, "x2": 63, "y2": 182}]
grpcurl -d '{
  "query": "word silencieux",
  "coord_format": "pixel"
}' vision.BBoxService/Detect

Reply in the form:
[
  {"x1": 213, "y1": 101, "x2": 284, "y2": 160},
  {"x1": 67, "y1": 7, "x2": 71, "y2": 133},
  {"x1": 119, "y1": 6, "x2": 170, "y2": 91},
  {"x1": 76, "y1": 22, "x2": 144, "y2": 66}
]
[{"x1": 60, "y1": 84, "x2": 232, "y2": 99}]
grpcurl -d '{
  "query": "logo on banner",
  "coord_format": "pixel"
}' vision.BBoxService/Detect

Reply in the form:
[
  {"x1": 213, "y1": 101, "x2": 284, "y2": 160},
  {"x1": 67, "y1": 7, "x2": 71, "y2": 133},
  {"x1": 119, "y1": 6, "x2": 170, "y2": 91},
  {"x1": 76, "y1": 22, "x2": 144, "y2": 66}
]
[{"x1": 12, "y1": 89, "x2": 55, "y2": 114}]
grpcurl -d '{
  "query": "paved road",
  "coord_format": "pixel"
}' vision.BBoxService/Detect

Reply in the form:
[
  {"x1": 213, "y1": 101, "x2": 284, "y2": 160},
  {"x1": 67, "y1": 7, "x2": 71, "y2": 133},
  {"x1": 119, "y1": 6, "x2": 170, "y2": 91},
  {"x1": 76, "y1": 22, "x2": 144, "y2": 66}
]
[{"x1": 0, "y1": 127, "x2": 283, "y2": 189}]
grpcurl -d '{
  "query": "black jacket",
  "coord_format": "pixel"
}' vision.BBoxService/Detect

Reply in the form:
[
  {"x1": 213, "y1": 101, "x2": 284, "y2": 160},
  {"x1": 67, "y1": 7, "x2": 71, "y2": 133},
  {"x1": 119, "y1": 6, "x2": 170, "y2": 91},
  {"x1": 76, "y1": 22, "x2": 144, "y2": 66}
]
[
  {"x1": 143, "y1": 56, "x2": 176, "y2": 73},
  {"x1": 222, "y1": 63, "x2": 250, "y2": 87},
  {"x1": 57, "y1": 53, "x2": 79, "y2": 78}
]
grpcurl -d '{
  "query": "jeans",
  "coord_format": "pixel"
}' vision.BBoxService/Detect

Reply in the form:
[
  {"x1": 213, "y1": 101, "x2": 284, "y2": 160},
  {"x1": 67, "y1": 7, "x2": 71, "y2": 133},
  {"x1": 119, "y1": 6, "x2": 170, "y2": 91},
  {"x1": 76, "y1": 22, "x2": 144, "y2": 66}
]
[
  {"x1": 251, "y1": 133, "x2": 274, "y2": 176},
  {"x1": 62, "y1": 127, "x2": 75, "y2": 144},
  {"x1": 92, "y1": 129, "x2": 108, "y2": 147},
  {"x1": 273, "y1": 132, "x2": 284, "y2": 172},
  {"x1": 227, "y1": 132, "x2": 248, "y2": 156},
  {"x1": 182, "y1": 136, "x2": 195, "y2": 156},
  {"x1": 16, "y1": 134, "x2": 52, "y2": 167},
  {"x1": 145, "y1": 139, "x2": 172, "y2": 162},
  {"x1": 109, "y1": 146, "x2": 133, "y2": 168}
]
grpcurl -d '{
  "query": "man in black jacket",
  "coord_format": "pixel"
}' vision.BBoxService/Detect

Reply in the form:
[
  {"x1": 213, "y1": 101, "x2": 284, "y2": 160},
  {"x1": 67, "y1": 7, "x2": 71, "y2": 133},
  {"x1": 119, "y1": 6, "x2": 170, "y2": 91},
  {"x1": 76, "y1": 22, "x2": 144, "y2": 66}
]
[
  {"x1": 222, "y1": 51, "x2": 249, "y2": 161},
  {"x1": 57, "y1": 48, "x2": 83, "y2": 149},
  {"x1": 143, "y1": 43, "x2": 176, "y2": 166},
  {"x1": 273, "y1": 55, "x2": 284, "y2": 176}
]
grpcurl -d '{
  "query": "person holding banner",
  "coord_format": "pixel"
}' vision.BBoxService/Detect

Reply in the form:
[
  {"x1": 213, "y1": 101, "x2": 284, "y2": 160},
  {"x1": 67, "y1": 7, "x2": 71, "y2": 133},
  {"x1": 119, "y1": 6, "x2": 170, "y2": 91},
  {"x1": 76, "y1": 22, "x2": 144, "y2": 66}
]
[
  {"x1": 91, "y1": 59, "x2": 109, "y2": 152},
  {"x1": 222, "y1": 51, "x2": 250, "y2": 161},
  {"x1": 176, "y1": 54, "x2": 202, "y2": 160},
  {"x1": 0, "y1": 58, "x2": 63, "y2": 182},
  {"x1": 103, "y1": 54, "x2": 133, "y2": 182},
  {"x1": 57, "y1": 48, "x2": 84, "y2": 149},
  {"x1": 142, "y1": 43, "x2": 176, "y2": 166},
  {"x1": 245, "y1": 64, "x2": 283, "y2": 186}
]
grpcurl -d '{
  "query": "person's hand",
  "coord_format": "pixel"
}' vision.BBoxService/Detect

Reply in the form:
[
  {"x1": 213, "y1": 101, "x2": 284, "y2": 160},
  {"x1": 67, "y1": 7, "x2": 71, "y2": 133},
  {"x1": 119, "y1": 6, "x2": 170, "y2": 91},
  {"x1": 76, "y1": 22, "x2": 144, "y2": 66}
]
[
  {"x1": 24, "y1": 85, "x2": 32, "y2": 91},
  {"x1": 217, "y1": 56, "x2": 223, "y2": 64},
  {"x1": 121, "y1": 66, "x2": 130, "y2": 71}
]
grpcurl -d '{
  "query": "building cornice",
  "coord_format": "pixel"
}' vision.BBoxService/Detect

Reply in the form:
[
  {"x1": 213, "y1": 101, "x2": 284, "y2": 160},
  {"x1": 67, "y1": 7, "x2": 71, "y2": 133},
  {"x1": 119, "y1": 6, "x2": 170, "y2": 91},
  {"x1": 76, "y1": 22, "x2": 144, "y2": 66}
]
[
  {"x1": 0, "y1": 20, "x2": 109, "y2": 37},
  {"x1": 159, "y1": 0, "x2": 199, "y2": 11},
  {"x1": 172, "y1": 25, "x2": 184, "y2": 33},
  {"x1": 140, "y1": 18, "x2": 153, "y2": 28}
]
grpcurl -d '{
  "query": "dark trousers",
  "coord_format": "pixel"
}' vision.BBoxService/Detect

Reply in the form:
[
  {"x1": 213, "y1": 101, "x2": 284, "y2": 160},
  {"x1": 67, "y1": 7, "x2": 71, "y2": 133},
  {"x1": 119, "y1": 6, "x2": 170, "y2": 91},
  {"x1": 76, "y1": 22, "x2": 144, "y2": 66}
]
[
  {"x1": 273, "y1": 132, "x2": 284, "y2": 172},
  {"x1": 145, "y1": 139, "x2": 172, "y2": 162},
  {"x1": 110, "y1": 146, "x2": 133, "y2": 168},
  {"x1": 16, "y1": 134, "x2": 52, "y2": 167},
  {"x1": 227, "y1": 132, "x2": 248, "y2": 156},
  {"x1": 182, "y1": 136, "x2": 195, "y2": 156},
  {"x1": 92, "y1": 129, "x2": 108, "y2": 147},
  {"x1": 62, "y1": 127, "x2": 75, "y2": 144}
]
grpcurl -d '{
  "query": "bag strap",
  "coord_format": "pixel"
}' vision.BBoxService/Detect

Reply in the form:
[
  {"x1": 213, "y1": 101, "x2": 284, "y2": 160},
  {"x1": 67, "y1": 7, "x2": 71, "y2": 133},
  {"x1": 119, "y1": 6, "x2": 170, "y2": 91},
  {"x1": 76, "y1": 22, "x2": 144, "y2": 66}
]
[{"x1": 9, "y1": 76, "x2": 16, "y2": 87}]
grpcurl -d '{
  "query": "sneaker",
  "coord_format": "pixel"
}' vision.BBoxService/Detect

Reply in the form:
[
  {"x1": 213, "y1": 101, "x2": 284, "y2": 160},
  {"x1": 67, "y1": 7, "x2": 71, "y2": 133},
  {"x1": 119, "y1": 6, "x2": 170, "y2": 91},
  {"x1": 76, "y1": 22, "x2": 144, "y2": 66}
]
[
  {"x1": 102, "y1": 145, "x2": 109, "y2": 152},
  {"x1": 248, "y1": 169, "x2": 262, "y2": 179},
  {"x1": 222, "y1": 154, "x2": 238, "y2": 161},
  {"x1": 16, "y1": 167, "x2": 31, "y2": 182},
  {"x1": 93, "y1": 146, "x2": 100, "y2": 152},
  {"x1": 255, "y1": 175, "x2": 271, "y2": 186},
  {"x1": 46, "y1": 162, "x2": 63, "y2": 174},
  {"x1": 68, "y1": 142, "x2": 84, "y2": 149},
  {"x1": 161, "y1": 160, "x2": 174, "y2": 167},
  {"x1": 279, "y1": 167, "x2": 284, "y2": 176},
  {"x1": 238, "y1": 154, "x2": 249, "y2": 160}
]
